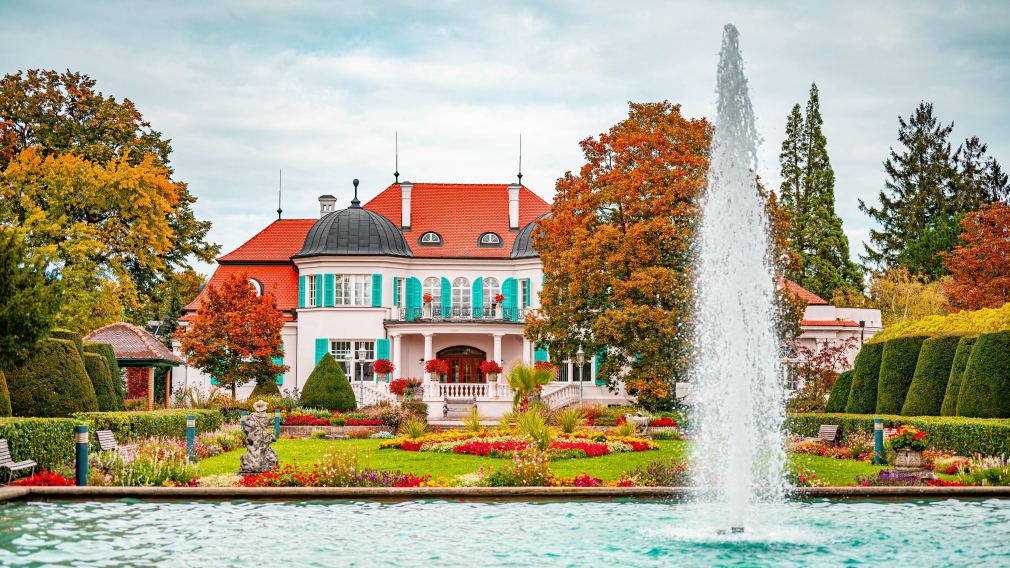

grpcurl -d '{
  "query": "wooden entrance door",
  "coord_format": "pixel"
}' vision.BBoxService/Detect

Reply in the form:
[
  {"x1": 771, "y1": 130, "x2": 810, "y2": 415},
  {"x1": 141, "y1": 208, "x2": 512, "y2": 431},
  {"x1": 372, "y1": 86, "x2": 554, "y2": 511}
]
[{"x1": 436, "y1": 346, "x2": 487, "y2": 383}]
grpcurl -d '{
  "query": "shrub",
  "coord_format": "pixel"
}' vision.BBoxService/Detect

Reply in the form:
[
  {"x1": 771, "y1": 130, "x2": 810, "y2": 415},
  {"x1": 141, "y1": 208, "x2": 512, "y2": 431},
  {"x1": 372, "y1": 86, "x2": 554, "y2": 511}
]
[
  {"x1": 824, "y1": 370, "x2": 853, "y2": 413},
  {"x1": 870, "y1": 302, "x2": 1010, "y2": 343},
  {"x1": 299, "y1": 354, "x2": 356, "y2": 411},
  {"x1": 901, "y1": 335, "x2": 962, "y2": 416},
  {"x1": 83, "y1": 342, "x2": 124, "y2": 405},
  {"x1": 0, "y1": 370, "x2": 11, "y2": 417},
  {"x1": 72, "y1": 409, "x2": 222, "y2": 441},
  {"x1": 462, "y1": 407, "x2": 483, "y2": 433},
  {"x1": 83, "y1": 352, "x2": 122, "y2": 411},
  {"x1": 0, "y1": 417, "x2": 78, "y2": 470},
  {"x1": 399, "y1": 416, "x2": 427, "y2": 439},
  {"x1": 786, "y1": 412, "x2": 1010, "y2": 456},
  {"x1": 941, "y1": 335, "x2": 978, "y2": 416},
  {"x1": 875, "y1": 335, "x2": 928, "y2": 414},
  {"x1": 8, "y1": 339, "x2": 99, "y2": 417},
  {"x1": 400, "y1": 400, "x2": 428, "y2": 421},
  {"x1": 49, "y1": 328, "x2": 84, "y2": 358},
  {"x1": 250, "y1": 379, "x2": 281, "y2": 398},
  {"x1": 552, "y1": 407, "x2": 586, "y2": 434},
  {"x1": 844, "y1": 342, "x2": 884, "y2": 414},
  {"x1": 957, "y1": 330, "x2": 1010, "y2": 418}
]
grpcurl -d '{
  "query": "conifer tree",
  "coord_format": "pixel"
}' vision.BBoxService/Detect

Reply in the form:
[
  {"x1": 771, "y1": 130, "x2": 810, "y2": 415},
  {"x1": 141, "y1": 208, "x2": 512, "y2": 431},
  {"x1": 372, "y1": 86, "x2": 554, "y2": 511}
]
[{"x1": 777, "y1": 83, "x2": 861, "y2": 298}]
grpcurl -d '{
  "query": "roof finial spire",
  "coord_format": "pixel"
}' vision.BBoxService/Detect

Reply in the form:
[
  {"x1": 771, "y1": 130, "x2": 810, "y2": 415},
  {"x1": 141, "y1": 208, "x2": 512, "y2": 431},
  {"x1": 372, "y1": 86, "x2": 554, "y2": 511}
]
[
  {"x1": 276, "y1": 168, "x2": 283, "y2": 220},
  {"x1": 394, "y1": 131, "x2": 400, "y2": 183},
  {"x1": 517, "y1": 133, "x2": 523, "y2": 186},
  {"x1": 351, "y1": 178, "x2": 361, "y2": 208}
]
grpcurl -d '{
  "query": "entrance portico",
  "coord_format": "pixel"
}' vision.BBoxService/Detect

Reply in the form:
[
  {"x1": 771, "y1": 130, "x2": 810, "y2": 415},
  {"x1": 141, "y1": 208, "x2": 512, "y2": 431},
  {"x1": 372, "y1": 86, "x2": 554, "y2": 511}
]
[{"x1": 385, "y1": 321, "x2": 529, "y2": 381}]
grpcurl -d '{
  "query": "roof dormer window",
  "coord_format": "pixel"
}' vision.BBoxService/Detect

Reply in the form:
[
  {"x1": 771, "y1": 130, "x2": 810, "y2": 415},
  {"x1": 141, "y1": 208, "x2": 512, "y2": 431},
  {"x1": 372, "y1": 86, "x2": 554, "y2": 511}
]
[
  {"x1": 478, "y1": 232, "x2": 503, "y2": 248},
  {"x1": 419, "y1": 232, "x2": 443, "y2": 247},
  {"x1": 249, "y1": 278, "x2": 263, "y2": 296}
]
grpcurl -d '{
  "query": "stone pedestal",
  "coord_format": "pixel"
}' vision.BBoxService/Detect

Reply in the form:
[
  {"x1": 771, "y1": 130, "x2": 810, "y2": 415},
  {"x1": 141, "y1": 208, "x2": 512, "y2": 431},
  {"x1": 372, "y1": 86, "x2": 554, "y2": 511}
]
[{"x1": 239, "y1": 400, "x2": 278, "y2": 476}]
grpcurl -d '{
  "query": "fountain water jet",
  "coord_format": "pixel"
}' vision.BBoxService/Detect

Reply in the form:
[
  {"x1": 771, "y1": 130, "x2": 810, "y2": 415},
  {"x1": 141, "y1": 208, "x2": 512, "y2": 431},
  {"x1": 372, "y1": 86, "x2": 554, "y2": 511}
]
[{"x1": 689, "y1": 24, "x2": 787, "y2": 532}]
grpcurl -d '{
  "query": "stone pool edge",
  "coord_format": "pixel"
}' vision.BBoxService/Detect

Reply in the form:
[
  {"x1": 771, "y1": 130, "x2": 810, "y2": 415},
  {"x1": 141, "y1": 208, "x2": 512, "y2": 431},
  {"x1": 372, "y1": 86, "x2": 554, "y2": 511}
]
[{"x1": 1, "y1": 486, "x2": 1010, "y2": 503}]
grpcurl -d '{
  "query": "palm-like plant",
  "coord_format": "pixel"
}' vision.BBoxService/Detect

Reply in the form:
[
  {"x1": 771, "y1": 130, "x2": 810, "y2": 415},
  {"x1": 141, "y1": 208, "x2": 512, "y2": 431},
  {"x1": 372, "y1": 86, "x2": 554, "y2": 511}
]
[
  {"x1": 506, "y1": 364, "x2": 553, "y2": 412},
  {"x1": 515, "y1": 410, "x2": 553, "y2": 451}
]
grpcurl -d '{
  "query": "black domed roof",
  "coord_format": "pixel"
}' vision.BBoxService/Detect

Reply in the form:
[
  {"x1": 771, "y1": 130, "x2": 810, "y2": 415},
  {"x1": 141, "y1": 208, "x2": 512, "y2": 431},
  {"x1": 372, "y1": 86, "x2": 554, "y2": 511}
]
[
  {"x1": 294, "y1": 206, "x2": 412, "y2": 258},
  {"x1": 510, "y1": 214, "x2": 549, "y2": 259}
]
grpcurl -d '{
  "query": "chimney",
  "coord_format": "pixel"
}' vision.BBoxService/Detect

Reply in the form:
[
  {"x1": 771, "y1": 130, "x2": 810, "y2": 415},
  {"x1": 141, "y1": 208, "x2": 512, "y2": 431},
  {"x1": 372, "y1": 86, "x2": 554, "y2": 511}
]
[
  {"x1": 399, "y1": 181, "x2": 412, "y2": 230},
  {"x1": 318, "y1": 194, "x2": 337, "y2": 217},
  {"x1": 507, "y1": 183, "x2": 520, "y2": 230}
]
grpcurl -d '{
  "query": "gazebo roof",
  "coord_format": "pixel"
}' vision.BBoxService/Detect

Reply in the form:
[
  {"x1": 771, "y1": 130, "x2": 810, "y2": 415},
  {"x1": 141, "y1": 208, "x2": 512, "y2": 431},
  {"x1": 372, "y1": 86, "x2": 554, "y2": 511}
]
[{"x1": 84, "y1": 322, "x2": 184, "y2": 367}]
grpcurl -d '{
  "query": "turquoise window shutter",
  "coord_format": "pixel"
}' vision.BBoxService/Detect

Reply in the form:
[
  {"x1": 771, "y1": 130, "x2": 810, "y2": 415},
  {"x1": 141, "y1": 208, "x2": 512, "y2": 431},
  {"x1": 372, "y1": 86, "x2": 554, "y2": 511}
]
[
  {"x1": 298, "y1": 276, "x2": 306, "y2": 308},
  {"x1": 324, "y1": 274, "x2": 334, "y2": 307},
  {"x1": 534, "y1": 344, "x2": 548, "y2": 362},
  {"x1": 315, "y1": 338, "x2": 329, "y2": 364},
  {"x1": 524, "y1": 277, "x2": 532, "y2": 308},
  {"x1": 376, "y1": 338, "x2": 390, "y2": 360},
  {"x1": 594, "y1": 350, "x2": 606, "y2": 385},
  {"x1": 393, "y1": 277, "x2": 400, "y2": 307},
  {"x1": 314, "y1": 274, "x2": 323, "y2": 307},
  {"x1": 372, "y1": 274, "x2": 382, "y2": 307},
  {"x1": 502, "y1": 278, "x2": 517, "y2": 321},
  {"x1": 273, "y1": 356, "x2": 284, "y2": 385},
  {"x1": 406, "y1": 277, "x2": 421, "y2": 321},
  {"x1": 440, "y1": 276, "x2": 451, "y2": 317},
  {"x1": 472, "y1": 276, "x2": 483, "y2": 317}
]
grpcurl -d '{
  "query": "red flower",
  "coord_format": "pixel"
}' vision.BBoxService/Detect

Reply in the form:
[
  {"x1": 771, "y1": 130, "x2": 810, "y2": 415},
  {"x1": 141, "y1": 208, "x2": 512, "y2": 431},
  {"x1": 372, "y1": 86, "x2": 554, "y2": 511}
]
[
  {"x1": 649, "y1": 417, "x2": 677, "y2": 427},
  {"x1": 480, "y1": 360, "x2": 503, "y2": 374},
  {"x1": 425, "y1": 359, "x2": 450, "y2": 375},
  {"x1": 11, "y1": 470, "x2": 74, "y2": 486},
  {"x1": 372, "y1": 359, "x2": 395, "y2": 375},
  {"x1": 422, "y1": 293, "x2": 434, "y2": 303},
  {"x1": 494, "y1": 293, "x2": 505, "y2": 304},
  {"x1": 389, "y1": 378, "x2": 422, "y2": 395},
  {"x1": 533, "y1": 361, "x2": 555, "y2": 372}
]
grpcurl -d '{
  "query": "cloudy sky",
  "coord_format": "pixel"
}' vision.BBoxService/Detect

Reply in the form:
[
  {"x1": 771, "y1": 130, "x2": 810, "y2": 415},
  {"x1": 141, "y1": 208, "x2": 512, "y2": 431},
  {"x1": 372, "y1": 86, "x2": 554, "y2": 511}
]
[{"x1": 2, "y1": 1, "x2": 1007, "y2": 275}]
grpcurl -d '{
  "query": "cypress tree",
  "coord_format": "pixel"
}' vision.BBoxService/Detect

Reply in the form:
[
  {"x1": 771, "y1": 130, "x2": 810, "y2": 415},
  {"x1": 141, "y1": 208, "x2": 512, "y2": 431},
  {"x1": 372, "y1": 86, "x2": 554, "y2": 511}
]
[
  {"x1": 845, "y1": 342, "x2": 885, "y2": 414},
  {"x1": 778, "y1": 83, "x2": 861, "y2": 298},
  {"x1": 825, "y1": 370, "x2": 853, "y2": 413},
  {"x1": 901, "y1": 335, "x2": 961, "y2": 416},
  {"x1": 875, "y1": 335, "x2": 928, "y2": 414},
  {"x1": 940, "y1": 335, "x2": 978, "y2": 416},
  {"x1": 83, "y1": 352, "x2": 121, "y2": 411},
  {"x1": 956, "y1": 331, "x2": 1010, "y2": 418}
]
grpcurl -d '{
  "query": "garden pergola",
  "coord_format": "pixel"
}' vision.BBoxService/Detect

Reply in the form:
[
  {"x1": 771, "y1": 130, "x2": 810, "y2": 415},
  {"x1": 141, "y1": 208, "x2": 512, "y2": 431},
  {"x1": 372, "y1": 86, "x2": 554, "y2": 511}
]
[{"x1": 84, "y1": 322, "x2": 184, "y2": 410}]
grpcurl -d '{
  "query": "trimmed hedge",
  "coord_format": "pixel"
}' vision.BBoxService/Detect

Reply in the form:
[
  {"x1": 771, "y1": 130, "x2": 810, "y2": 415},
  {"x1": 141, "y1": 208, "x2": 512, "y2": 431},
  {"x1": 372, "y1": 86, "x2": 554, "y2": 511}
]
[
  {"x1": 875, "y1": 335, "x2": 928, "y2": 414},
  {"x1": 8, "y1": 339, "x2": 99, "y2": 417},
  {"x1": 956, "y1": 331, "x2": 1010, "y2": 418},
  {"x1": 84, "y1": 342, "x2": 124, "y2": 405},
  {"x1": 300, "y1": 353, "x2": 356, "y2": 411},
  {"x1": 786, "y1": 412, "x2": 1010, "y2": 456},
  {"x1": 941, "y1": 335, "x2": 978, "y2": 416},
  {"x1": 824, "y1": 370, "x2": 853, "y2": 413},
  {"x1": 82, "y1": 353, "x2": 122, "y2": 411},
  {"x1": 0, "y1": 417, "x2": 79, "y2": 470},
  {"x1": 72, "y1": 409, "x2": 223, "y2": 442},
  {"x1": 0, "y1": 370, "x2": 11, "y2": 417},
  {"x1": 50, "y1": 328, "x2": 84, "y2": 359},
  {"x1": 901, "y1": 335, "x2": 962, "y2": 416},
  {"x1": 250, "y1": 379, "x2": 281, "y2": 398},
  {"x1": 845, "y1": 342, "x2": 884, "y2": 414}
]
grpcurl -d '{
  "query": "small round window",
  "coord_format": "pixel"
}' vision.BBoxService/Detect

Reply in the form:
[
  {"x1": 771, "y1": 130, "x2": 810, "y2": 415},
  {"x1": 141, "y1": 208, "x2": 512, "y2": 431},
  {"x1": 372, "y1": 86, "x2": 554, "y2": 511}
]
[
  {"x1": 249, "y1": 278, "x2": 263, "y2": 296},
  {"x1": 419, "y1": 232, "x2": 443, "y2": 247},
  {"x1": 478, "y1": 232, "x2": 502, "y2": 248}
]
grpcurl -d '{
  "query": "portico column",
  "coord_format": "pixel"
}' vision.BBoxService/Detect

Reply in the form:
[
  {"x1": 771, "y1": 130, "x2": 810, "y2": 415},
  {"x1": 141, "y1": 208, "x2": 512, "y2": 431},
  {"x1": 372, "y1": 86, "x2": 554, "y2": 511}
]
[
  {"x1": 492, "y1": 333, "x2": 503, "y2": 366},
  {"x1": 521, "y1": 336, "x2": 532, "y2": 365},
  {"x1": 392, "y1": 334, "x2": 403, "y2": 380},
  {"x1": 422, "y1": 333, "x2": 434, "y2": 381}
]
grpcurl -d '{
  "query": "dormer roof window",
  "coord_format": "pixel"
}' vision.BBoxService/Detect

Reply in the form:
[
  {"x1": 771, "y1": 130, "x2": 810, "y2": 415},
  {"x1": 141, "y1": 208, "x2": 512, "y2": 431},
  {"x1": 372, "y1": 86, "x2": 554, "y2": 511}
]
[
  {"x1": 419, "y1": 232, "x2": 443, "y2": 247},
  {"x1": 478, "y1": 232, "x2": 503, "y2": 248}
]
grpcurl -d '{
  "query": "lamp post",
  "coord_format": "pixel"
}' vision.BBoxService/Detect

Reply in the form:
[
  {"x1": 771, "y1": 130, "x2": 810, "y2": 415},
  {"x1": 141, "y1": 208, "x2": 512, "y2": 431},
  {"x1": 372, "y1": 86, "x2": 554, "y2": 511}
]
[
  {"x1": 575, "y1": 345, "x2": 585, "y2": 405},
  {"x1": 859, "y1": 320, "x2": 866, "y2": 344},
  {"x1": 345, "y1": 353, "x2": 355, "y2": 404},
  {"x1": 357, "y1": 346, "x2": 368, "y2": 404}
]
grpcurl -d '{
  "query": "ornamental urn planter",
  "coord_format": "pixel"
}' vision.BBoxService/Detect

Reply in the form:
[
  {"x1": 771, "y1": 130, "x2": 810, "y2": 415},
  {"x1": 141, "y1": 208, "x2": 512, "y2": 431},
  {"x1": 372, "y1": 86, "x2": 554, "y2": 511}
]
[
  {"x1": 892, "y1": 448, "x2": 925, "y2": 471},
  {"x1": 423, "y1": 303, "x2": 432, "y2": 319},
  {"x1": 494, "y1": 304, "x2": 503, "y2": 319}
]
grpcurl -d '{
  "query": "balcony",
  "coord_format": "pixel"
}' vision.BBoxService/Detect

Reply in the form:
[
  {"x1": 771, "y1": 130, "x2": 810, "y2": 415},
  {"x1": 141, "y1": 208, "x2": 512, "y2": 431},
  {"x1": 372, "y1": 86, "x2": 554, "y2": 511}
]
[{"x1": 386, "y1": 306, "x2": 527, "y2": 323}]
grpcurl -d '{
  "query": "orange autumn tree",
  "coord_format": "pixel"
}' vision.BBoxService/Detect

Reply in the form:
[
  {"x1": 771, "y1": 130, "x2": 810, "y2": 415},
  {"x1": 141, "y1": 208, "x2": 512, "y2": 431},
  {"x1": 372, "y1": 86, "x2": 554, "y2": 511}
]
[
  {"x1": 177, "y1": 272, "x2": 287, "y2": 398},
  {"x1": 942, "y1": 202, "x2": 1010, "y2": 311},
  {"x1": 525, "y1": 101, "x2": 711, "y2": 409}
]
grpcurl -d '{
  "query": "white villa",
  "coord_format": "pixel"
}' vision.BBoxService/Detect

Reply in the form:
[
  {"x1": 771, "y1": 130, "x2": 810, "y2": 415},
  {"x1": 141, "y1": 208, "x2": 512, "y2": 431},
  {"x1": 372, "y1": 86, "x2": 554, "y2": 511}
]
[{"x1": 173, "y1": 179, "x2": 881, "y2": 418}]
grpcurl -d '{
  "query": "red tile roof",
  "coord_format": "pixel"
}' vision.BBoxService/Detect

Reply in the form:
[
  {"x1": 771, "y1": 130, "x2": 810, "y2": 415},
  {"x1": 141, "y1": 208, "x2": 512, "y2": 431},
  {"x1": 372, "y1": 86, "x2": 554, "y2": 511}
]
[
  {"x1": 184, "y1": 264, "x2": 299, "y2": 314},
  {"x1": 801, "y1": 319, "x2": 861, "y2": 328},
  {"x1": 84, "y1": 322, "x2": 184, "y2": 365},
  {"x1": 364, "y1": 183, "x2": 551, "y2": 257},
  {"x1": 781, "y1": 278, "x2": 828, "y2": 305},
  {"x1": 217, "y1": 219, "x2": 316, "y2": 263}
]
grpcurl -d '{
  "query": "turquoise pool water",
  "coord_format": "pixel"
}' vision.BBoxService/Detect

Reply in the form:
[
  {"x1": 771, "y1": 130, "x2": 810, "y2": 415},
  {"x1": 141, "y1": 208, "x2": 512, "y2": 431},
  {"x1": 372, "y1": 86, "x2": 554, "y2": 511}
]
[{"x1": 0, "y1": 498, "x2": 1008, "y2": 566}]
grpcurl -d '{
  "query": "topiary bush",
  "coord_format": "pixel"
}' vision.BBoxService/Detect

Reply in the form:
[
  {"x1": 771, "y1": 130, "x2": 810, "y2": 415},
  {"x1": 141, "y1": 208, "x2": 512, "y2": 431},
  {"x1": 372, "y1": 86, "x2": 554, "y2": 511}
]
[
  {"x1": 956, "y1": 331, "x2": 1010, "y2": 418},
  {"x1": 845, "y1": 342, "x2": 885, "y2": 414},
  {"x1": 49, "y1": 328, "x2": 84, "y2": 358},
  {"x1": 300, "y1": 353, "x2": 356, "y2": 411},
  {"x1": 786, "y1": 412, "x2": 1010, "y2": 457},
  {"x1": 83, "y1": 342, "x2": 124, "y2": 405},
  {"x1": 7, "y1": 338, "x2": 99, "y2": 417},
  {"x1": 901, "y1": 335, "x2": 962, "y2": 416},
  {"x1": 875, "y1": 335, "x2": 928, "y2": 414},
  {"x1": 940, "y1": 335, "x2": 978, "y2": 416},
  {"x1": 72, "y1": 409, "x2": 222, "y2": 442},
  {"x1": 824, "y1": 370, "x2": 853, "y2": 413},
  {"x1": 82, "y1": 352, "x2": 122, "y2": 411},
  {"x1": 250, "y1": 378, "x2": 281, "y2": 398},
  {"x1": 0, "y1": 417, "x2": 78, "y2": 470},
  {"x1": 0, "y1": 370, "x2": 11, "y2": 417}
]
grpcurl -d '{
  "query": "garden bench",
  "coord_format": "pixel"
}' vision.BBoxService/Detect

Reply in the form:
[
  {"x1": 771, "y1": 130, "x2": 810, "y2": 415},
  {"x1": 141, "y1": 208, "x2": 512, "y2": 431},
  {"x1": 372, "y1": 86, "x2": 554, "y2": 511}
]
[
  {"x1": 442, "y1": 396, "x2": 477, "y2": 420},
  {"x1": 0, "y1": 439, "x2": 36, "y2": 482},
  {"x1": 804, "y1": 424, "x2": 841, "y2": 445},
  {"x1": 96, "y1": 430, "x2": 119, "y2": 452}
]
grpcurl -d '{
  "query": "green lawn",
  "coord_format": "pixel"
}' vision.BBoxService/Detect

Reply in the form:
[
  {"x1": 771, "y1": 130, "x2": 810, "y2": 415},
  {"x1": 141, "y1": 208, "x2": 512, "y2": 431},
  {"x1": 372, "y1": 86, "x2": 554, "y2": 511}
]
[{"x1": 198, "y1": 439, "x2": 884, "y2": 485}]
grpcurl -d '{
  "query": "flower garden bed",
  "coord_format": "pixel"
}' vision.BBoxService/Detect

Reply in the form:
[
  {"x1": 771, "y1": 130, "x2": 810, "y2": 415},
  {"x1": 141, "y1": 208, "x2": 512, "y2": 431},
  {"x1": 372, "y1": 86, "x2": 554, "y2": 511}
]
[
  {"x1": 379, "y1": 429, "x2": 658, "y2": 460},
  {"x1": 280, "y1": 425, "x2": 394, "y2": 438}
]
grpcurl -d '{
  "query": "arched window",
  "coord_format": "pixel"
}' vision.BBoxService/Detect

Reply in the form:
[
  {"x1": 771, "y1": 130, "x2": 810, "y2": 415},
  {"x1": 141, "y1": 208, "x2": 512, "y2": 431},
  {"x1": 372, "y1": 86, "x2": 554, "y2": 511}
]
[
  {"x1": 452, "y1": 277, "x2": 470, "y2": 310},
  {"x1": 423, "y1": 277, "x2": 441, "y2": 311},
  {"x1": 419, "y1": 232, "x2": 443, "y2": 247},
  {"x1": 249, "y1": 278, "x2": 263, "y2": 296},
  {"x1": 478, "y1": 232, "x2": 502, "y2": 248},
  {"x1": 482, "y1": 277, "x2": 500, "y2": 308}
]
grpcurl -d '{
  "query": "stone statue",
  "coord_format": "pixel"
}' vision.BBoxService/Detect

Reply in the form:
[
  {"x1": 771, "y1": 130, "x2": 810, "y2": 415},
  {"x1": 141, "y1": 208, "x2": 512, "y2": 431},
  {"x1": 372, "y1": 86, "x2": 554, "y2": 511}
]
[{"x1": 239, "y1": 400, "x2": 278, "y2": 475}]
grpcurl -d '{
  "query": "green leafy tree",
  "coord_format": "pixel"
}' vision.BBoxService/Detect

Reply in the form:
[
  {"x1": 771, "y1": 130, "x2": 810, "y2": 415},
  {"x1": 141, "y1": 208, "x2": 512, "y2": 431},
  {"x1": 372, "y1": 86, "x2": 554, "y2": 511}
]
[
  {"x1": 0, "y1": 229, "x2": 61, "y2": 370},
  {"x1": 778, "y1": 84, "x2": 861, "y2": 298}
]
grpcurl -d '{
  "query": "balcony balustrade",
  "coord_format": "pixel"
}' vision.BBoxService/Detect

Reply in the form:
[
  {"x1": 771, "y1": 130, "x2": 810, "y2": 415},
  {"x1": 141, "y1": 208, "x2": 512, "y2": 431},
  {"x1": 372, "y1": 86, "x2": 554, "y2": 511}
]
[{"x1": 389, "y1": 306, "x2": 526, "y2": 323}]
